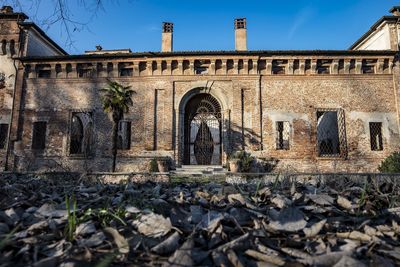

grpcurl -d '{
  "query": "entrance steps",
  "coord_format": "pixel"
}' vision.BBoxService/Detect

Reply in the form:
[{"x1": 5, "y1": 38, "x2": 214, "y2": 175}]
[{"x1": 171, "y1": 165, "x2": 227, "y2": 177}]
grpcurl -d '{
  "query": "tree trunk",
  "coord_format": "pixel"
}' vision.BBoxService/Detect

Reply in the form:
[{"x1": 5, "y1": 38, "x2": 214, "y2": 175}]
[
  {"x1": 111, "y1": 118, "x2": 119, "y2": 172},
  {"x1": 111, "y1": 109, "x2": 123, "y2": 172}
]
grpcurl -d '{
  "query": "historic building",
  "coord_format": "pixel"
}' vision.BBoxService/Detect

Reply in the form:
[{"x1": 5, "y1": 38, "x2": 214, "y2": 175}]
[{"x1": 1, "y1": 5, "x2": 400, "y2": 173}]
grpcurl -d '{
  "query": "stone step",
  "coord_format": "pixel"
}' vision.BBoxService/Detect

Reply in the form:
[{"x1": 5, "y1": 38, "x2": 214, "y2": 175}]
[{"x1": 172, "y1": 165, "x2": 227, "y2": 176}]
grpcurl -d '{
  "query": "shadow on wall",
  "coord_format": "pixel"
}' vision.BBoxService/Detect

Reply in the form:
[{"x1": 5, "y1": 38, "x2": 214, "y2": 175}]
[{"x1": 227, "y1": 120, "x2": 279, "y2": 173}]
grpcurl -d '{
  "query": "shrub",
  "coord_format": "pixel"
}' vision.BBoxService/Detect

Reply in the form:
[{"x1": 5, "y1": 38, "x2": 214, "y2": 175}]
[
  {"x1": 230, "y1": 151, "x2": 255, "y2": 173},
  {"x1": 378, "y1": 152, "x2": 400, "y2": 173},
  {"x1": 149, "y1": 158, "x2": 159, "y2": 172}
]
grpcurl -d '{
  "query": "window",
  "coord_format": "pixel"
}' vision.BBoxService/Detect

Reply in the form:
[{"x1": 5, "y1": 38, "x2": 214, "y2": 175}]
[
  {"x1": 1, "y1": 40, "x2": 6, "y2": 55},
  {"x1": 77, "y1": 63, "x2": 94, "y2": 78},
  {"x1": 370, "y1": 122, "x2": 383, "y2": 151},
  {"x1": 37, "y1": 64, "x2": 51, "y2": 78},
  {"x1": 272, "y1": 60, "x2": 287, "y2": 74},
  {"x1": 117, "y1": 121, "x2": 131, "y2": 150},
  {"x1": 276, "y1": 121, "x2": 290, "y2": 150},
  {"x1": 0, "y1": 123, "x2": 9, "y2": 149},
  {"x1": 119, "y1": 63, "x2": 133, "y2": 77},
  {"x1": 316, "y1": 109, "x2": 347, "y2": 157},
  {"x1": 194, "y1": 60, "x2": 210, "y2": 75},
  {"x1": 69, "y1": 112, "x2": 93, "y2": 155},
  {"x1": 32, "y1": 121, "x2": 47, "y2": 150},
  {"x1": 362, "y1": 59, "x2": 376, "y2": 74}
]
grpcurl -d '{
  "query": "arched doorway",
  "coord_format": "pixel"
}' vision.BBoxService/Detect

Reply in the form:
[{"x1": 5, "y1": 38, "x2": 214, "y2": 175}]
[{"x1": 184, "y1": 93, "x2": 222, "y2": 165}]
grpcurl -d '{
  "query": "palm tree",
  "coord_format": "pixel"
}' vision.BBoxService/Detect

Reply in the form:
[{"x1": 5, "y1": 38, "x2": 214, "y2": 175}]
[{"x1": 100, "y1": 80, "x2": 135, "y2": 172}]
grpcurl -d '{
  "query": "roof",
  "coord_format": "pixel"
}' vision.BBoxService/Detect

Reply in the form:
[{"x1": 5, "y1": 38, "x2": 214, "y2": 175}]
[
  {"x1": 349, "y1": 16, "x2": 400, "y2": 50},
  {"x1": 19, "y1": 22, "x2": 68, "y2": 56},
  {"x1": 0, "y1": 12, "x2": 28, "y2": 21},
  {"x1": 389, "y1": 6, "x2": 400, "y2": 13},
  {"x1": 85, "y1": 48, "x2": 132, "y2": 55},
  {"x1": 19, "y1": 49, "x2": 397, "y2": 62}
]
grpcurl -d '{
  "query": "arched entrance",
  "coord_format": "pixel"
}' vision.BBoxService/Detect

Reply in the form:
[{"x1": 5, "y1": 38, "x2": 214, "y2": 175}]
[{"x1": 183, "y1": 93, "x2": 222, "y2": 165}]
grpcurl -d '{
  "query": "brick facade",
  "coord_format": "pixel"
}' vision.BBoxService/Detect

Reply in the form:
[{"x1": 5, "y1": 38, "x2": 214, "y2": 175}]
[{"x1": 1, "y1": 6, "x2": 400, "y2": 173}]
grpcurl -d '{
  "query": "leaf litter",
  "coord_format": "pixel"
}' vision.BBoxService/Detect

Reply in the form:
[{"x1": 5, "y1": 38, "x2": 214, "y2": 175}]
[{"x1": 0, "y1": 174, "x2": 400, "y2": 266}]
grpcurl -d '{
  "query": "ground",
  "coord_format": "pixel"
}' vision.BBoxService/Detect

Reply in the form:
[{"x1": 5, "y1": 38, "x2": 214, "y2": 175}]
[{"x1": 0, "y1": 174, "x2": 400, "y2": 266}]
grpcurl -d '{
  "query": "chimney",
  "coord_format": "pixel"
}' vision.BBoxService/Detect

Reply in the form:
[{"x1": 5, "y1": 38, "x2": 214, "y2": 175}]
[
  {"x1": 390, "y1": 6, "x2": 400, "y2": 16},
  {"x1": 0, "y1": 6, "x2": 13, "y2": 14},
  {"x1": 234, "y1": 18, "x2": 247, "y2": 51},
  {"x1": 162, "y1": 22, "x2": 173, "y2": 52}
]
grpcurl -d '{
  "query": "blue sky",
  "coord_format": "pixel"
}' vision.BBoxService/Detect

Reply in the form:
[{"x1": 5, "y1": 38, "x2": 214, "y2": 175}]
[{"x1": 7, "y1": 0, "x2": 400, "y2": 54}]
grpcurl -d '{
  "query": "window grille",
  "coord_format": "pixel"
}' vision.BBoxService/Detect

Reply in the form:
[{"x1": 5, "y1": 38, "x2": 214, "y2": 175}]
[
  {"x1": 369, "y1": 122, "x2": 383, "y2": 151},
  {"x1": 317, "y1": 109, "x2": 347, "y2": 157},
  {"x1": 69, "y1": 112, "x2": 93, "y2": 156},
  {"x1": 32, "y1": 121, "x2": 47, "y2": 150},
  {"x1": 117, "y1": 121, "x2": 131, "y2": 150},
  {"x1": 276, "y1": 121, "x2": 290, "y2": 150},
  {"x1": 0, "y1": 123, "x2": 9, "y2": 149}
]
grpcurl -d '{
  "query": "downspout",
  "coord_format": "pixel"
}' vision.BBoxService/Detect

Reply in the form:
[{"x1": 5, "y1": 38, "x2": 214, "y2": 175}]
[
  {"x1": 4, "y1": 20, "x2": 25, "y2": 171},
  {"x1": 258, "y1": 60, "x2": 263, "y2": 150}
]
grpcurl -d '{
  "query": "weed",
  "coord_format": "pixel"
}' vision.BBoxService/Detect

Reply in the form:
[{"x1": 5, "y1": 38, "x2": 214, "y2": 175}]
[
  {"x1": 81, "y1": 207, "x2": 127, "y2": 227},
  {"x1": 272, "y1": 173, "x2": 280, "y2": 192},
  {"x1": 64, "y1": 194, "x2": 77, "y2": 241},
  {"x1": 0, "y1": 225, "x2": 19, "y2": 251}
]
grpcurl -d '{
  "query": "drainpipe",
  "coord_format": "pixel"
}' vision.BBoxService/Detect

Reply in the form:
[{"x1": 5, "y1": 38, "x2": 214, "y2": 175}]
[
  {"x1": 258, "y1": 62, "x2": 263, "y2": 150},
  {"x1": 4, "y1": 21, "x2": 25, "y2": 171}
]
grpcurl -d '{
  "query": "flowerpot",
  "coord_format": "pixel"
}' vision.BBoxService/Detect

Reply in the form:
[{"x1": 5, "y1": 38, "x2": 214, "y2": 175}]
[
  {"x1": 229, "y1": 160, "x2": 240, "y2": 173},
  {"x1": 157, "y1": 159, "x2": 169, "y2": 172}
]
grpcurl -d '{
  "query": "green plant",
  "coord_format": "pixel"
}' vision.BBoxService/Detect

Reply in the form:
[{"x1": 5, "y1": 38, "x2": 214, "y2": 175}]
[
  {"x1": 0, "y1": 225, "x2": 19, "y2": 251},
  {"x1": 230, "y1": 151, "x2": 255, "y2": 172},
  {"x1": 272, "y1": 173, "x2": 281, "y2": 192},
  {"x1": 100, "y1": 80, "x2": 136, "y2": 172},
  {"x1": 378, "y1": 152, "x2": 400, "y2": 173},
  {"x1": 81, "y1": 207, "x2": 127, "y2": 227},
  {"x1": 149, "y1": 158, "x2": 159, "y2": 172},
  {"x1": 64, "y1": 194, "x2": 77, "y2": 241}
]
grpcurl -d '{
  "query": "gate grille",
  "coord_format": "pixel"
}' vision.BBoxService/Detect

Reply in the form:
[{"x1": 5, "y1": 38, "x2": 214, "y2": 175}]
[{"x1": 184, "y1": 93, "x2": 222, "y2": 165}]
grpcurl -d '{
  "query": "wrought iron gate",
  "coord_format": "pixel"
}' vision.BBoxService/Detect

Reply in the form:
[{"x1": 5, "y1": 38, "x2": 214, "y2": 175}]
[
  {"x1": 190, "y1": 112, "x2": 221, "y2": 165},
  {"x1": 183, "y1": 93, "x2": 222, "y2": 165}
]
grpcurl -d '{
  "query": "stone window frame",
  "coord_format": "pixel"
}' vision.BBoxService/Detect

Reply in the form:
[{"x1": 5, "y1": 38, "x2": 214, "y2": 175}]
[
  {"x1": 67, "y1": 109, "x2": 95, "y2": 158},
  {"x1": 315, "y1": 108, "x2": 348, "y2": 159}
]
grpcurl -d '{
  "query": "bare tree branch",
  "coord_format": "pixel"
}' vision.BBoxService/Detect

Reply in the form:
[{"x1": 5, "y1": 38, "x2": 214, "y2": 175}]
[{"x1": 0, "y1": 0, "x2": 111, "y2": 51}]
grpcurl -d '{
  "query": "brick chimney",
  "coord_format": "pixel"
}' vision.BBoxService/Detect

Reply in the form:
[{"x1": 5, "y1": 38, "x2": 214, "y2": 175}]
[
  {"x1": 390, "y1": 6, "x2": 400, "y2": 16},
  {"x1": 162, "y1": 22, "x2": 173, "y2": 52},
  {"x1": 235, "y1": 18, "x2": 247, "y2": 51}
]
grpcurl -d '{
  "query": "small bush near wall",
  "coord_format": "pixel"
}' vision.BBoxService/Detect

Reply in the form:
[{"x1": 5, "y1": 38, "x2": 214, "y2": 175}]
[
  {"x1": 149, "y1": 158, "x2": 159, "y2": 172},
  {"x1": 378, "y1": 152, "x2": 400, "y2": 173}
]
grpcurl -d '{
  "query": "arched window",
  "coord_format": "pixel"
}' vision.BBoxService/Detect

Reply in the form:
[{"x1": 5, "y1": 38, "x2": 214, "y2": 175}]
[
  {"x1": 9, "y1": 40, "x2": 15, "y2": 56},
  {"x1": 70, "y1": 112, "x2": 93, "y2": 155},
  {"x1": 1, "y1": 40, "x2": 6, "y2": 55},
  {"x1": 70, "y1": 114, "x2": 84, "y2": 154}
]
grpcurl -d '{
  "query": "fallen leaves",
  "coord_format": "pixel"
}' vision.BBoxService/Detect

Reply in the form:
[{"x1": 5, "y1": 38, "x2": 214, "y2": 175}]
[{"x1": 0, "y1": 174, "x2": 400, "y2": 266}]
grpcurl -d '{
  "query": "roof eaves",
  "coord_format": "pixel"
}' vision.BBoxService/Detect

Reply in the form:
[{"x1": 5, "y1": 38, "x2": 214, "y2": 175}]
[
  {"x1": 349, "y1": 16, "x2": 400, "y2": 50},
  {"x1": 18, "y1": 50, "x2": 397, "y2": 62}
]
